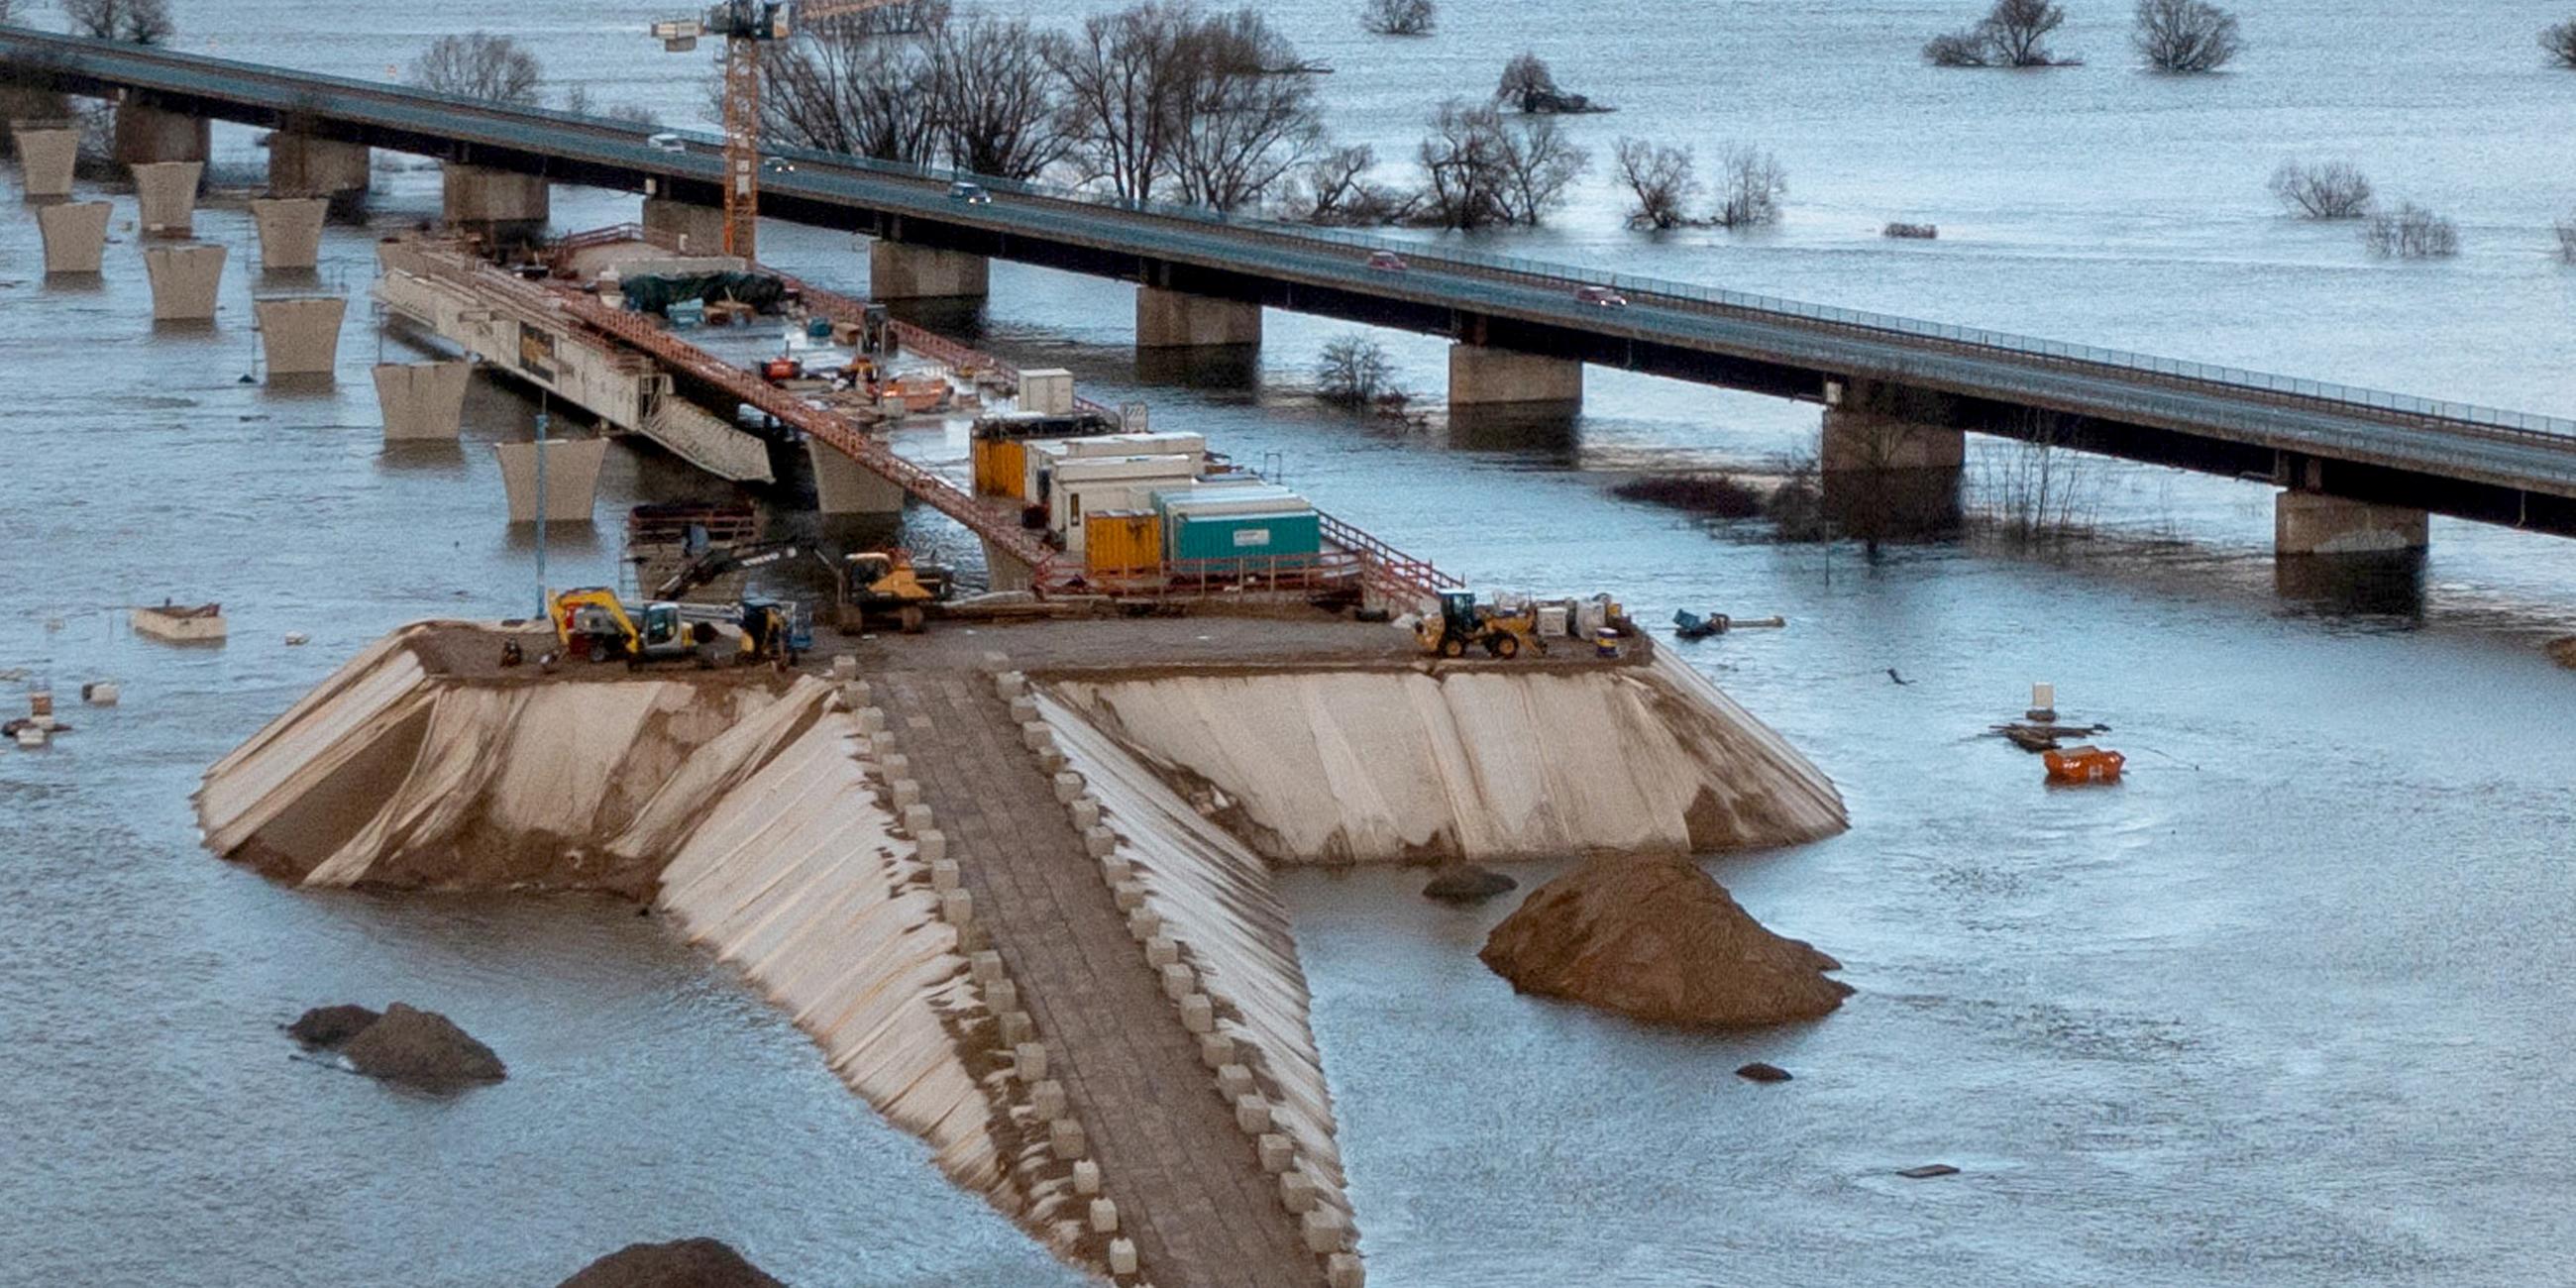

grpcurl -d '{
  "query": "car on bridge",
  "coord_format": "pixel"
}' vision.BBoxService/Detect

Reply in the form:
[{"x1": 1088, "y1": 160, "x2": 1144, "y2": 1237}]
[
  {"x1": 1576, "y1": 284, "x2": 1629, "y2": 308},
  {"x1": 647, "y1": 132, "x2": 686, "y2": 154},
  {"x1": 762, "y1": 156, "x2": 797, "y2": 173},
  {"x1": 1367, "y1": 250, "x2": 1408, "y2": 272},
  {"x1": 948, "y1": 181, "x2": 992, "y2": 205}
]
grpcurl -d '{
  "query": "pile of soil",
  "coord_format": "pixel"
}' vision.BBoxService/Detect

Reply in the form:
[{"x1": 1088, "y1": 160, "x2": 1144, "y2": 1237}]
[
  {"x1": 290, "y1": 1002, "x2": 506, "y2": 1089},
  {"x1": 557, "y1": 1238, "x2": 785, "y2": 1288},
  {"x1": 1479, "y1": 854, "x2": 1852, "y2": 1027},
  {"x1": 1612, "y1": 475, "x2": 1764, "y2": 518}
]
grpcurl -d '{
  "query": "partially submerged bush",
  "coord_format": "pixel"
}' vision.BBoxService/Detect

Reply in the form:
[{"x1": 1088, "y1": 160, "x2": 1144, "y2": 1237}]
[
  {"x1": 1923, "y1": 0, "x2": 2071, "y2": 67},
  {"x1": 1882, "y1": 221, "x2": 1939, "y2": 240},
  {"x1": 2363, "y1": 201, "x2": 2459, "y2": 259},
  {"x1": 2268, "y1": 159, "x2": 2373, "y2": 219},
  {"x1": 2133, "y1": 0, "x2": 2242, "y2": 72},
  {"x1": 2544, "y1": 19, "x2": 2576, "y2": 68},
  {"x1": 1361, "y1": 0, "x2": 1436, "y2": 37},
  {"x1": 1711, "y1": 144, "x2": 1787, "y2": 229},
  {"x1": 1316, "y1": 334, "x2": 1399, "y2": 407},
  {"x1": 1612, "y1": 474, "x2": 1763, "y2": 518}
]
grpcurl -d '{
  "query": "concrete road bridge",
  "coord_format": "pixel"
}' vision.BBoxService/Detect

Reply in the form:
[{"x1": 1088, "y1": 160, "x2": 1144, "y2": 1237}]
[{"x1": 9, "y1": 28, "x2": 2576, "y2": 556}]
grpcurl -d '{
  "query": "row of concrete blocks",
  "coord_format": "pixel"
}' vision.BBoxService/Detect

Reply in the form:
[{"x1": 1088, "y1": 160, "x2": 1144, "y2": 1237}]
[{"x1": 999, "y1": 669, "x2": 1363, "y2": 1285}]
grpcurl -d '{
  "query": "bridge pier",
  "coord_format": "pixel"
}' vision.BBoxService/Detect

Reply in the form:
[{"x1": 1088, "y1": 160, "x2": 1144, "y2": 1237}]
[
  {"x1": 982, "y1": 536, "x2": 1037, "y2": 592},
  {"x1": 441, "y1": 162, "x2": 550, "y2": 248},
  {"x1": 36, "y1": 200, "x2": 109, "y2": 274},
  {"x1": 2275, "y1": 490, "x2": 2427, "y2": 558},
  {"x1": 111, "y1": 98, "x2": 208, "y2": 166},
  {"x1": 1448, "y1": 343, "x2": 1581, "y2": 410},
  {"x1": 143, "y1": 243, "x2": 225, "y2": 322},
  {"x1": 809, "y1": 440, "x2": 908, "y2": 515},
  {"x1": 267, "y1": 133, "x2": 371, "y2": 217},
  {"x1": 1818, "y1": 403, "x2": 1965, "y2": 537},
  {"x1": 11, "y1": 125, "x2": 78, "y2": 199},
  {"x1": 249, "y1": 197, "x2": 328, "y2": 270},
  {"x1": 642, "y1": 197, "x2": 728, "y2": 256},
  {"x1": 1135, "y1": 286, "x2": 1261, "y2": 350},
  {"x1": 253, "y1": 295, "x2": 346, "y2": 379},
  {"x1": 131, "y1": 161, "x2": 202, "y2": 237},
  {"x1": 495, "y1": 438, "x2": 607, "y2": 524},
  {"x1": 869, "y1": 241, "x2": 988, "y2": 301},
  {"x1": 375, "y1": 361, "x2": 474, "y2": 441}
]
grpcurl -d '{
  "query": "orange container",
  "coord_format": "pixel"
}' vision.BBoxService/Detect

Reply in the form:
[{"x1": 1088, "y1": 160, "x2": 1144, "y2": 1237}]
[{"x1": 2043, "y1": 745, "x2": 2125, "y2": 784}]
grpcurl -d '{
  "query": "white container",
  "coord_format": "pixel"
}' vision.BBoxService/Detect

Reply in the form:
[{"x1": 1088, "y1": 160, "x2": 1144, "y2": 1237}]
[
  {"x1": 1020, "y1": 368, "x2": 1074, "y2": 416},
  {"x1": 1056, "y1": 431, "x2": 1206, "y2": 462},
  {"x1": 1155, "y1": 483, "x2": 1311, "y2": 520},
  {"x1": 2031, "y1": 682, "x2": 2056, "y2": 712},
  {"x1": 1537, "y1": 604, "x2": 1570, "y2": 637}
]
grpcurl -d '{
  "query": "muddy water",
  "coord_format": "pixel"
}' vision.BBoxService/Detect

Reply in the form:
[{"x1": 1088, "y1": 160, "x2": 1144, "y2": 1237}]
[{"x1": 5, "y1": 1, "x2": 2576, "y2": 1284}]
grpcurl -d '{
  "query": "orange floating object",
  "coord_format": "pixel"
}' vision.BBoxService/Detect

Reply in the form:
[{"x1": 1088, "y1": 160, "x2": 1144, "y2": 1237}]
[{"x1": 2043, "y1": 745, "x2": 2125, "y2": 784}]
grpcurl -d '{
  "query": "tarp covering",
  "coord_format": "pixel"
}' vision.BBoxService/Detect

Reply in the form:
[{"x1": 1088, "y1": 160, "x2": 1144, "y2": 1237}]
[{"x1": 619, "y1": 269, "x2": 785, "y2": 316}]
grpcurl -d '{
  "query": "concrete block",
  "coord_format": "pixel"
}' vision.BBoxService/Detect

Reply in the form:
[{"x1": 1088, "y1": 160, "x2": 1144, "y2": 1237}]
[
  {"x1": 1199, "y1": 1033, "x2": 1234, "y2": 1070},
  {"x1": 903, "y1": 803, "x2": 935, "y2": 834},
  {"x1": 1031, "y1": 1078, "x2": 1065, "y2": 1121},
  {"x1": 1327, "y1": 1252, "x2": 1365, "y2": 1288},
  {"x1": 1020, "y1": 721, "x2": 1053, "y2": 753},
  {"x1": 878, "y1": 752, "x2": 909, "y2": 779},
  {"x1": 1052, "y1": 771, "x2": 1085, "y2": 803},
  {"x1": 1071, "y1": 1158, "x2": 1100, "y2": 1196},
  {"x1": 12, "y1": 127, "x2": 77, "y2": 199},
  {"x1": 131, "y1": 161, "x2": 202, "y2": 236},
  {"x1": 916, "y1": 829, "x2": 946, "y2": 863},
  {"x1": 1047, "y1": 1115, "x2": 1084, "y2": 1159},
  {"x1": 1084, "y1": 825, "x2": 1118, "y2": 859},
  {"x1": 857, "y1": 706, "x2": 888, "y2": 734},
  {"x1": 641, "y1": 196, "x2": 727, "y2": 255},
  {"x1": 1160, "y1": 962, "x2": 1196, "y2": 1002},
  {"x1": 1036, "y1": 748, "x2": 1066, "y2": 775},
  {"x1": 980, "y1": 651, "x2": 1011, "y2": 672},
  {"x1": 1071, "y1": 799, "x2": 1103, "y2": 831},
  {"x1": 143, "y1": 243, "x2": 224, "y2": 322},
  {"x1": 971, "y1": 950, "x2": 1006, "y2": 986},
  {"x1": 1181, "y1": 993, "x2": 1214, "y2": 1033},
  {"x1": 1101, "y1": 853, "x2": 1133, "y2": 886},
  {"x1": 373, "y1": 361, "x2": 472, "y2": 441},
  {"x1": 839, "y1": 678, "x2": 871, "y2": 705},
  {"x1": 1234, "y1": 1095, "x2": 1271, "y2": 1134},
  {"x1": 1258, "y1": 1132, "x2": 1295, "y2": 1174},
  {"x1": 929, "y1": 859, "x2": 960, "y2": 893},
  {"x1": 1107, "y1": 1237, "x2": 1137, "y2": 1277},
  {"x1": 1302, "y1": 1208, "x2": 1348, "y2": 1254},
  {"x1": 37, "y1": 201, "x2": 110, "y2": 274},
  {"x1": 490, "y1": 437, "x2": 605, "y2": 521},
  {"x1": 994, "y1": 670, "x2": 1027, "y2": 698},
  {"x1": 248, "y1": 197, "x2": 327, "y2": 269},
  {"x1": 255, "y1": 295, "x2": 346, "y2": 378},
  {"x1": 999, "y1": 1010, "x2": 1033, "y2": 1046},
  {"x1": 1145, "y1": 934, "x2": 1179, "y2": 969},
  {"x1": 1016, "y1": 1041, "x2": 1050, "y2": 1082},
  {"x1": 1217, "y1": 1062, "x2": 1254, "y2": 1101},
  {"x1": 1089, "y1": 1198, "x2": 1119, "y2": 1234},
  {"x1": 1009, "y1": 697, "x2": 1038, "y2": 722},
  {"x1": 1127, "y1": 909, "x2": 1161, "y2": 942},
  {"x1": 1113, "y1": 881, "x2": 1146, "y2": 912},
  {"x1": 1049, "y1": 1220, "x2": 1083, "y2": 1252},
  {"x1": 890, "y1": 778, "x2": 921, "y2": 807},
  {"x1": 830, "y1": 655, "x2": 860, "y2": 681},
  {"x1": 986, "y1": 978, "x2": 1018, "y2": 1015},
  {"x1": 441, "y1": 162, "x2": 550, "y2": 241},
  {"x1": 1279, "y1": 1168, "x2": 1317, "y2": 1215},
  {"x1": 939, "y1": 887, "x2": 973, "y2": 928},
  {"x1": 867, "y1": 731, "x2": 899, "y2": 759}
]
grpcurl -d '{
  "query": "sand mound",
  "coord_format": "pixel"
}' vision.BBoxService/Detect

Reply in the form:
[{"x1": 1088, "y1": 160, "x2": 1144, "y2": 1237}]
[
  {"x1": 338, "y1": 1003, "x2": 506, "y2": 1088},
  {"x1": 1478, "y1": 854, "x2": 1852, "y2": 1027},
  {"x1": 285, "y1": 1004, "x2": 381, "y2": 1048},
  {"x1": 556, "y1": 1238, "x2": 785, "y2": 1288}
]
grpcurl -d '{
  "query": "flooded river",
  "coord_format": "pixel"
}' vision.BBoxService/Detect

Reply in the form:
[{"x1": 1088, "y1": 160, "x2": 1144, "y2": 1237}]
[{"x1": 4, "y1": 1, "x2": 2575, "y2": 1284}]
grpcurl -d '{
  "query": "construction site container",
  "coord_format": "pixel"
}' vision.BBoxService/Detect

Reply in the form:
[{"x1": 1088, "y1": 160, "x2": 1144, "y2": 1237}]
[
  {"x1": 1165, "y1": 508, "x2": 1322, "y2": 563},
  {"x1": 1152, "y1": 483, "x2": 1309, "y2": 520},
  {"x1": 973, "y1": 437, "x2": 1025, "y2": 497},
  {"x1": 1085, "y1": 511, "x2": 1163, "y2": 578},
  {"x1": 1049, "y1": 455, "x2": 1203, "y2": 555},
  {"x1": 1057, "y1": 431, "x2": 1207, "y2": 463},
  {"x1": 1024, "y1": 440, "x2": 1073, "y2": 505},
  {"x1": 1020, "y1": 368, "x2": 1075, "y2": 416}
]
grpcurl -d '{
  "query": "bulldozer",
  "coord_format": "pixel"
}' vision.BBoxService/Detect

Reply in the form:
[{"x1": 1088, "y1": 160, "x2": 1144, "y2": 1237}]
[
  {"x1": 1416, "y1": 590, "x2": 1547, "y2": 660},
  {"x1": 837, "y1": 550, "x2": 952, "y2": 634}
]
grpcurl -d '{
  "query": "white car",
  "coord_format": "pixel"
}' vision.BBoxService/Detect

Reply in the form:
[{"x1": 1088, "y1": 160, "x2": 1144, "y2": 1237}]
[
  {"x1": 949, "y1": 181, "x2": 993, "y2": 205},
  {"x1": 1576, "y1": 284, "x2": 1628, "y2": 308},
  {"x1": 646, "y1": 133, "x2": 686, "y2": 154}
]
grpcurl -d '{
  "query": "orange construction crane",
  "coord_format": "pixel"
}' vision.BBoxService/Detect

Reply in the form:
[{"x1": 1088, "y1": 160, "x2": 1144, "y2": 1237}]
[{"x1": 650, "y1": 0, "x2": 913, "y2": 262}]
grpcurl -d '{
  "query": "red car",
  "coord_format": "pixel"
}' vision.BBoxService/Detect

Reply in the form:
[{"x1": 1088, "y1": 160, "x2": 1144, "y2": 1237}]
[
  {"x1": 1576, "y1": 284, "x2": 1628, "y2": 308},
  {"x1": 1367, "y1": 250, "x2": 1409, "y2": 272}
]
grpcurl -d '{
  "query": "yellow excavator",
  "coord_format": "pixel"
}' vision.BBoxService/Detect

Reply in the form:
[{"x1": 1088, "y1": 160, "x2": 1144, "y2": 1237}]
[
  {"x1": 1416, "y1": 590, "x2": 1547, "y2": 659},
  {"x1": 839, "y1": 550, "x2": 951, "y2": 633},
  {"x1": 548, "y1": 587, "x2": 804, "y2": 667}
]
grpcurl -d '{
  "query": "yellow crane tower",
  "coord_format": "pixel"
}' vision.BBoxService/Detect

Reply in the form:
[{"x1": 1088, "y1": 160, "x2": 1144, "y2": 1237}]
[{"x1": 650, "y1": 0, "x2": 914, "y2": 262}]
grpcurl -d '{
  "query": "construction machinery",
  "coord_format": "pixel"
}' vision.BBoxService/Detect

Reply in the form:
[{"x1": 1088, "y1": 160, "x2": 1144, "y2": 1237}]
[
  {"x1": 1416, "y1": 590, "x2": 1546, "y2": 660},
  {"x1": 549, "y1": 587, "x2": 804, "y2": 667},
  {"x1": 650, "y1": 0, "x2": 916, "y2": 261},
  {"x1": 838, "y1": 550, "x2": 951, "y2": 633},
  {"x1": 654, "y1": 538, "x2": 812, "y2": 599}
]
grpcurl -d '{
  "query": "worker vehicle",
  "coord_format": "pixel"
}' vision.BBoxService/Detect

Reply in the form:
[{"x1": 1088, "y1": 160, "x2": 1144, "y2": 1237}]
[
  {"x1": 839, "y1": 550, "x2": 952, "y2": 633},
  {"x1": 1576, "y1": 284, "x2": 1628, "y2": 308},
  {"x1": 949, "y1": 181, "x2": 993, "y2": 205},
  {"x1": 1367, "y1": 250, "x2": 1409, "y2": 272},
  {"x1": 1416, "y1": 590, "x2": 1546, "y2": 660}
]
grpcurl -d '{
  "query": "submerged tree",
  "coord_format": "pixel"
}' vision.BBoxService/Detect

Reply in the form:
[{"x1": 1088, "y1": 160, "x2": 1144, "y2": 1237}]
[
  {"x1": 62, "y1": 0, "x2": 174, "y2": 44},
  {"x1": 1924, "y1": 0, "x2": 2069, "y2": 67},
  {"x1": 1415, "y1": 99, "x2": 1586, "y2": 229},
  {"x1": 758, "y1": 5, "x2": 942, "y2": 163},
  {"x1": 2555, "y1": 211, "x2": 2576, "y2": 264},
  {"x1": 2363, "y1": 201, "x2": 2459, "y2": 259},
  {"x1": 2133, "y1": 0, "x2": 2242, "y2": 72},
  {"x1": 1361, "y1": 0, "x2": 1436, "y2": 37},
  {"x1": 2544, "y1": 19, "x2": 2576, "y2": 68},
  {"x1": 1614, "y1": 138, "x2": 1698, "y2": 230},
  {"x1": 411, "y1": 33, "x2": 543, "y2": 106},
  {"x1": 1046, "y1": 3, "x2": 1325, "y2": 207},
  {"x1": 926, "y1": 12, "x2": 1069, "y2": 179},
  {"x1": 1710, "y1": 144, "x2": 1786, "y2": 228},
  {"x1": 2268, "y1": 159, "x2": 2373, "y2": 219},
  {"x1": 1316, "y1": 334, "x2": 1399, "y2": 406},
  {"x1": 1290, "y1": 143, "x2": 1416, "y2": 225}
]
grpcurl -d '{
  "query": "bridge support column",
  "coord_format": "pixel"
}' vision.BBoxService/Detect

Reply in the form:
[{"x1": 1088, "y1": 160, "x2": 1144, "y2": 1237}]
[
  {"x1": 375, "y1": 361, "x2": 474, "y2": 441},
  {"x1": 441, "y1": 163, "x2": 550, "y2": 247},
  {"x1": 267, "y1": 134, "x2": 371, "y2": 217},
  {"x1": 249, "y1": 197, "x2": 328, "y2": 270},
  {"x1": 1134, "y1": 286, "x2": 1261, "y2": 350},
  {"x1": 111, "y1": 99, "x2": 209, "y2": 166},
  {"x1": 37, "y1": 200, "x2": 109, "y2": 274},
  {"x1": 2275, "y1": 491, "x2": 2427, "y2": 558},
  {"x1": 1448, "y1": 343, "x2": 1582, "y2": 410},
  {"x1": 143, "y1": 243, "x2": 226, "y2": 322},
  {"x1": 642, "y1": 197, "x2": 729, "y2": 256},
  {"x1": 131, "y1": 161, "x2": 202, "y2": 237},
  {"x1": 869, "y1": 241, "x2": 988, "y2": 301},
  {"x1": 982, "y1": 536, "x2": 1036, "y2": 592},
  {"x1": 1818, "y1": 405, "x2": 1965, "y2": 537},
  {"x1": 494, "y1": 439, "x2": 607, "y2": 524},
  {"x1": 253, "y1": 295, "x2": 346, "y2": 379},
  {"x1": 11, "y1": 126, "x2": 78, "y2": 199},
  {"x1": 809, "y1": 440, "x2": 907, "y2": 514}
]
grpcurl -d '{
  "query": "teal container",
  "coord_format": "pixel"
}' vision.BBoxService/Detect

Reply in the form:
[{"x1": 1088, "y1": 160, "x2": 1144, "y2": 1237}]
[{"x1": 1166, "y1": 510, "x2": 1323, "y2": 563}]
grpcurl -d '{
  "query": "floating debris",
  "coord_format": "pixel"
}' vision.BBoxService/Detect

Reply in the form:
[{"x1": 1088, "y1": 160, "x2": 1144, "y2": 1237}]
[
  {"x1": 1896, "y1": 1163, "x2": 1960, "y2": 1179},
  {"x1": 1993, "y1": 721, "x2": 2110, "y2": 753},
  {"x1": 1735, "y1": 1061, "x2": 1793, "y2": 1083},
  {"x1": 134, "y1": 601, "x2": 227, "y2": 643}
]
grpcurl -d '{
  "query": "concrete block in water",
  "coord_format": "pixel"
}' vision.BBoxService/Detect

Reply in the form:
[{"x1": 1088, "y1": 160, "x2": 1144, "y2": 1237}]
[
  {"x1": 490, "y1": 438, "x2": 605, "y2": 522},
  {"x1": 890, "y1": 778, "x2": 921, "y2": 807},
  {"x1": 1084, "y1": 825, "x2": 1118, "y2": 859},
  {"x1": 1071, "y1": 1158, "x2": 1100, "y2": 1196},
  {"x1": 38, "y1": 201, "x2": 110, "y2": 274},
  {"x1": 939, "y1": 888, "x2": 972, "y2": 928},
  {"x1": 1161, "y1": 962, "x2": 1195, "y2": 1002},
  {"x1": 1031, "y1": 1078, "x2": 1065, "y2": 1121},
  {"x1": 1302, "y1": 1208, "x2": 1349, "y2": 1254},
  {"x1": 1112, "y1": 881, "x2": 1145, "y2": 912},
  {"x1": 1199, "y1": 1032, "x2": 1234, "y2": 1070},
  {"x1": 1145, "y1": 934, "x2": 1178, "y2": 969},
  {"x1": 1089, "y1": 1198, "x2": 1119, "y2": 1234},
  {"x1": 970, "y1": 950, "x2": 1006, "y2": 986},
  {"x1": 1101, "y1": 853, "x2": 1133, "y2": 886},
  {"x1": 1257, "y1": 1132, "x2": 1294, "y2": 1174},
  {"x1": 1048, "y1": 1115, "x2": 1084, "y2": 1159},
  {"x1": 1181, "y1": 993, "x2": 1213, "y2": 1033},
  {"x1": 249, "y1": 197, "x2": 327, "y2": 269},
  {"x1": 985, "y1": 978, "x2": 1017, "y2": 1015},
  {"x1": 1234, "y1": 1094, "x2": 1271, "y2": 1134},
  {"x1": 1052, "y1": 771, "x2": 1085, "y2": 803},
  {"x1": 1217, "y1": 1062, "x2": 1253, "y2": 1101},
  {"x1": 999, "y1": 1010, "x2": 1033, "y2": 1046},
  {"x1": 1108, "y1": 1237, "x2": 1137, "y2": 1276},
  {"x1": 903, "y1": 803, "x2": 935, "y2": 834},
  {"x1": 857, "y1": 706, "x2": 888, "y2": 734},
  {"x1": 13, "y1": 127, "x2": 77, "y2": 199},
  {"x1": 929, "y1": 858, "x2": 960, "y2": 893},
  {"x1": 373, "y1": 361, "x2": 471, "y2": 441},
  {"x1": 131, "y1": 161, "x2": 203, "y2": 236},
  {"x1": 1127, "y1": 908, "x2": 1160, "y2": 942},
  {"x1": 143, "y1": 242, "x2": 225, "y2": 322},
  {"x1": 1327, "y1": 1252, "x2": 1365, "y2": 1288},
  {"x1": 1279, "y1": 1168, "x2": 1317, "y2": 1215},
  {"x1": 1009, "y1": 697, "x2": 1038, "y2": 722},
  {"x1": 1016, "y1": 1041, "x2": 1049, "y2": 1082},
  {"x1": 830, "y1": 655, "x2": 860, "y2": 681},
  {"x1": 256, "y1": 295, "x2": 347, "y2": 378},
  {"x1": 916, "y1": 829, "x2": 945, "y2": 863}
]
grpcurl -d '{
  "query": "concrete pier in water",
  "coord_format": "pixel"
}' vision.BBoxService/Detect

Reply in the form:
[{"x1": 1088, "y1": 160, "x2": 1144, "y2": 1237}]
[
  {"x1": 249, "y1": 197, "x2": 327, "y2": 270},
  {"x1": 869, "y1": 241, "x2": 988, "y2": 301},
  {"x1": 441, "y1": 162, "x2": 549, "y2": 245},
  {"x1": 2276, "y1": 490, "x2": 2428, "y2": 557},
  {"x1": 131, "y1": 161, "x2": 202, "y2": 237},
  {"x1": 1449, "y1": 343, "x2": 1582, "y2": 409},
  {"x1": 143, "y1": 243, "x2": 225, "y2": 322},
  {"x1": 373, "y1": 361, "x2": 473, "y2": 441},
  {"x1": 37, "y1": 200, "x2": 109, "y2": 274},
  {"x1": 808, "y1": 439, "x2": 909, "y2": 515},
  {"x1": 494, "y1": 439, "x2": 607, "y2": 523},
  {"x1": 253, "y1": 296, "x2": 345, "y2": 378},
  {"x1": 111, "y1": 98, "x2": 208, "y2": 165},
  {"x1": 266, "y1": 133, "x2": 370, "y2": 215},
  {"x1": 1136, "y1": 286, "x2": 1262, "y2": 351},
  {"x1": 11, "y1": 125, "x2": 77, "y2": 198}
]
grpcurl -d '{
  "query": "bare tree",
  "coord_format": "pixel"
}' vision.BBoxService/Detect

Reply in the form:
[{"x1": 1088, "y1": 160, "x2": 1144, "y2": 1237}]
[
  {"x1": 1291, "y1": 143, "x2": 1414, "y2": 224},
  {"x1": 2556, "y1": 211, "x2": 2576, "y2": 264},
  {"x1": 62, "y1": 0, "x2": 173, "y2": 44},
  {"x1": 1979, "y1": 411, "x2": 2099, "y2": 546},
  {"x1": 1495, "y1": 53, "x2": 1556, "y2": 111},
  {"x1": 1924, "y1": 0, "x2": 2068, "y2": 67},
  {"x1": 757, "y1": 6, "x2": 942, "y2": 163},
  {"x1": 2268, "y1": 159, "x2": 2373, "y2": 218},
  {"x1": 410, "y1": 33, "x2": 543, "y2": 107},
  {"x1": 1047, "y1": 3, "x2": 1190, "y2": 201},
  {"x1": 1494, "y1": 111, "x2": 1586, "y2": 223},
  {"x1": 1163, "y1": 9, "x2": 1325, "y2": 210},
  {"x1": 927, "y1": 12, "x2": 1067, "y2": 178},
  {"x1": 1711, "y1": 144, "x2": 1786, "y2": 229},
  {"x1": 2364, "y1": 201, "x2": 2459, "y2": 258},
  {"x1": 1614, "y1": 138, "x2": 1698, "y2": 230},
  {"x1": 2544, "y1": 20, "x2": 2576, "y2": 68},
  {"x1": 1361, "y1": 0, "x2": 1436, "y2": 37},
  {"x1": 1316, "y1": 334, "x2": 1398, "y2": 406},
  {"x1": 1413, "y1": 99, "x2": 1583, "y2": 228},
  {"x1": 2134, "y1": 0, "x2": 2241, "y2": 71}
]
